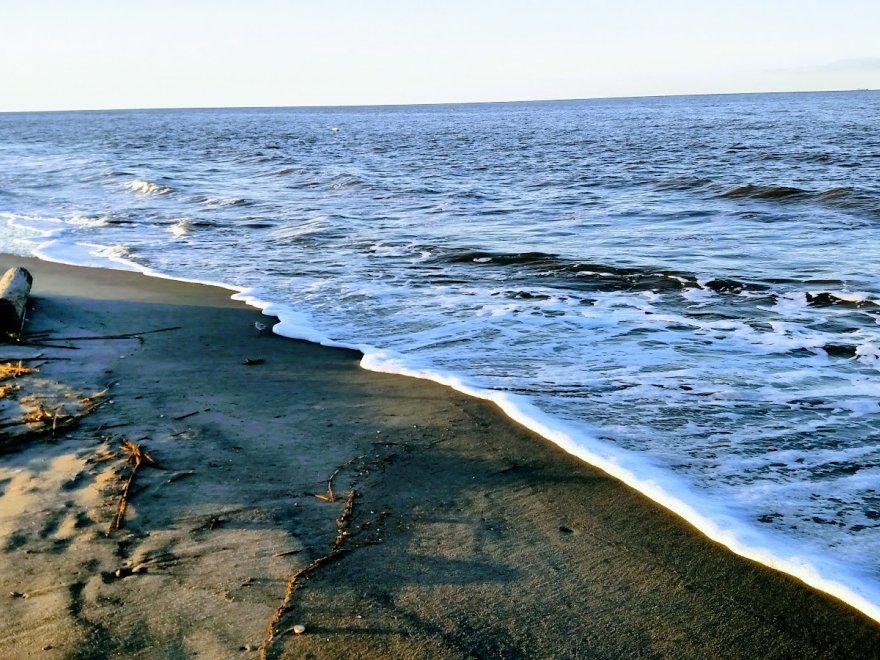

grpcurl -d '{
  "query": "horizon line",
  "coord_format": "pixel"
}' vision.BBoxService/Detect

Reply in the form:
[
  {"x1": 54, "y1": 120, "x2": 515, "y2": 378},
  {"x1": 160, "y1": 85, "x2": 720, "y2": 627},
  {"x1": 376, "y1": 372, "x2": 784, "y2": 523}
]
[{"x1": 1, "y1": 86, "x2": 875, "y2": 115}]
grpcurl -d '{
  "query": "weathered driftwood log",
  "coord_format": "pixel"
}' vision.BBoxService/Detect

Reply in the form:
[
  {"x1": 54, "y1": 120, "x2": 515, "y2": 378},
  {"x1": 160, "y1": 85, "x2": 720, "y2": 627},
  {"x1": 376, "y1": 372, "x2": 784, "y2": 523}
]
[{"x1": 0, "y1": 267, "x2": 33, "y2": 334}]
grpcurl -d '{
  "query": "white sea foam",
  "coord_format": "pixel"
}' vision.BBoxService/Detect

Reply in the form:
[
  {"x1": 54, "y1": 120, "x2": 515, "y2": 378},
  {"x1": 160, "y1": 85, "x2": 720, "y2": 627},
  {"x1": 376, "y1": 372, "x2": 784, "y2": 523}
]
[
  {"x1": 855, "y1": 343, "x2": 880, "y2": 365},
  {"x1": 200, "y1": 196, "x2": 247, "y2": 207},
  {"x1": 816, "y1": 290, "x2": 878, "y2": 305},
  {"x1": 269, "y1": 217, "x2": 327, "y2": 242},
  {"x1": 68, "y1": 214, "x2": 109, "y2": 227},
  {"x1": 1, "y1": 211, "x2": 107, "y2": 236},
  {"x1": 766, "y1": 292, "x2": 809, "y2": 314},
  {"x1": 681, "y1": 286, "x2": 716, "y2": 304},
  {"x1": 125, "y1": 179, "x2": 174, "y2": 195},
  {"x1": 33, "y1": 241, "x2": 141, "y2": 272},
  {"x1": 169, "y1": 219, "x2": 192, "y2": 238}
]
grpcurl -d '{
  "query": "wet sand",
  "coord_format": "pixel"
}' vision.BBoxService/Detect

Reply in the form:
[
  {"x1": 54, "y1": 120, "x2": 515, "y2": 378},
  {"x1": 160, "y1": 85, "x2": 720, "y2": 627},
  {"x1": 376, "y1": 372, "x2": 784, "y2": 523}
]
[{"x1": 1, "y1": 254, "x2": 878, "y2": 659}]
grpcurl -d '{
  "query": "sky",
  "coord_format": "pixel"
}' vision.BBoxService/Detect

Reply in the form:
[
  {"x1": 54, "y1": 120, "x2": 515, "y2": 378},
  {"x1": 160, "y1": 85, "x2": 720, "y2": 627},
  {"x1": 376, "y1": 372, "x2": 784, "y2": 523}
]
[{"x1": 1, "y1": 0, "x2": 878, "y2": 112}]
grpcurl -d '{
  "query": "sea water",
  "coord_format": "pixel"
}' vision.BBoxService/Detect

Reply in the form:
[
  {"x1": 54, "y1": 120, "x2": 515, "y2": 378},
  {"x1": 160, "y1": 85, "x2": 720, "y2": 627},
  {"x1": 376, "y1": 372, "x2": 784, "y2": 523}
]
[{"x1": 1, "y1": 92, "x2": 879, "y2": 619}]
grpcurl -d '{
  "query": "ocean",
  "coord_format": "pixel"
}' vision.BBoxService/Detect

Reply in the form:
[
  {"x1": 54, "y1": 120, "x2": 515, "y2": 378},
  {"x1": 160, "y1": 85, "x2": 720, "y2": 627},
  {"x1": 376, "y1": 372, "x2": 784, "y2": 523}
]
[{"x1": 1, "y1": 91, "x2": 879, "y2": 620}]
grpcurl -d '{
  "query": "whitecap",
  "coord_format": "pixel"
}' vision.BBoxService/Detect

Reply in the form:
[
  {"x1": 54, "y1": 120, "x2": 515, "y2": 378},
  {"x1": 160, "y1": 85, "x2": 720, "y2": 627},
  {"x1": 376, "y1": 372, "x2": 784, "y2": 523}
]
[
  {"x1": 170, "y1": 219, "x2": 192, "y2": 239},
  {"x1": 200, "y1": 196, "x2": 248, "y2": 207},
  {"x1": 68, "y1": 214, "x2": 109, "y2": 227},
  {"x1": 125, "y1": 179, "x2": 174, "y2": 195}
]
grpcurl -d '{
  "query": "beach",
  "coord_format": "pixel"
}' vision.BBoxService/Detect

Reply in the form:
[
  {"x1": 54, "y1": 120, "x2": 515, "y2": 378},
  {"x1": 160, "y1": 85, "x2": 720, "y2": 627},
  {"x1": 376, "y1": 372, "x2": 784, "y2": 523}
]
[{"x1": 0, "y1": 254, "x2": 877, "y2": 659}]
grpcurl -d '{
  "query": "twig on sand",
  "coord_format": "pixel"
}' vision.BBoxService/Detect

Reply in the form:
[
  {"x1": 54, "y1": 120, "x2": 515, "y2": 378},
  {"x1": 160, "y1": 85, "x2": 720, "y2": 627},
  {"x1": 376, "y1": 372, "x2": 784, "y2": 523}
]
[
  {"x1": 0, "y1": 354, "x2": 70, "y2": 362},
  {"x1": 165, "y1": 470, "x2": 195, "y2": 484},
  {"x1": 313, "y1": 455, "x2": 363, "y2": 503},
  {"x1": 314, "y1": 467, "x2": 341, "y2": 503},
  {"x1": 36, "y1": 326, "x2": 182, "y2": 342},
  {"x1": 86, "y1": 450, "x2": 117, "y2": 464},
  {"x1": 261, "y1": 490, "x2": 357, "y2": 659},
  {"x1": 2, "y1": 384, "x2": 110, "y2": 448},
  {"x1": 107, "y1": 440, "x2": 160, "y2": 535},
  {"x1": 13, "y1": 397, "x2": 56, "y2": 427},
  {"x1": 95, "y1": 421, "x2": 129, "y2": 432},
  {"x1": 0, "y1": 361, "x2": 38, "y2": 381},
  {"x1": 3, "y1": 341, "x2": 79, "y2": 350},
  {"x1": 173, "y1": 410, "x2": 200, "y2": 421}
]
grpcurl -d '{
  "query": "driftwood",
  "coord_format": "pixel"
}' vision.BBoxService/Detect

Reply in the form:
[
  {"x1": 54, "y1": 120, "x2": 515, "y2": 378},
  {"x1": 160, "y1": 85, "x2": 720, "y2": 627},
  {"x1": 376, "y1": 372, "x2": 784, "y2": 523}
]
[
  {"x1": 0, "y1": 267, "x2": 32, "y2": 334},
  {"x1": 261, "y1": 490, "x2": 357, "y2": 659},
  {"x1": 313, "y1": 455, "x2": 363, "y2": 503},
  {"x1": 108, "y1": 441, "x2": 159, "y2": 535},
  {"x1": 36, "y1": 326, "x2": 182, "y2": 342}
]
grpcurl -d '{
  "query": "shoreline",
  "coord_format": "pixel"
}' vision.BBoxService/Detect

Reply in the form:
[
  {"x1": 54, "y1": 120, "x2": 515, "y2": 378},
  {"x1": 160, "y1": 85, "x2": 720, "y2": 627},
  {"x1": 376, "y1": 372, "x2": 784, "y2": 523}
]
[
  {"x1": 27, "y1": 245, "x2": 880, "y2": 624},
  {"x1": 1, "y1": 254, "x2": 879, "y2": 658}
]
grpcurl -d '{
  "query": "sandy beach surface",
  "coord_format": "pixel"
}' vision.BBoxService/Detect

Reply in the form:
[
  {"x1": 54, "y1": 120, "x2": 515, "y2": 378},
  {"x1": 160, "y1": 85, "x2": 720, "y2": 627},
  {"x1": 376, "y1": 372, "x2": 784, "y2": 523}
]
[{"x1": 1, "y1": 254, "x2": 878, "y2": 660}]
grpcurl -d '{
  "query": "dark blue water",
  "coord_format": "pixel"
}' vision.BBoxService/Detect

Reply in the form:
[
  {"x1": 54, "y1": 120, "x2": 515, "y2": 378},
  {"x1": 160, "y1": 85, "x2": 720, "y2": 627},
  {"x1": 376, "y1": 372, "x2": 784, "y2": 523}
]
[{"x1": 2, "y1": 91, "x2": 880, "y2": 617}]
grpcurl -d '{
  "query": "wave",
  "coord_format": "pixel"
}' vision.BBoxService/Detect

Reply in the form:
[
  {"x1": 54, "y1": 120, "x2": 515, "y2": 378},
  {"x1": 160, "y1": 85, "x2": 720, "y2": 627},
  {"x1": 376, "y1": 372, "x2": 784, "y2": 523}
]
[
  {"x1": 648, "y1": 178, "x2": 880, "y2": 219},
  {"x1": 125, "y1": 179, "x2": 174, "y2": 195},
  {"x1": 68, "y1": 214, "x2": 109, "y2": 227},
  {"x1": 815, "y1": 187, "x2": 880, "y2": 216},
  {"x1": 328, "y1": 174, "x2": 364, "y2": 190},
  {"x1": 271, "y1": 166, "x2": 308, "y2": 177},
  {"x1": 0, "y1": 212, "x2": 109, "y2": 241},
  {"x1": 720, "y1": 185, "x2": 811, "y2": 200},
  {"x1": 445, "y1": 250, "x2": 559, "y2": 266},
  {"x1": 199, "y1": 195, "x2": 251, "y2": 207},
  {"x1": 437, "y1": 249, "x2": 765, "y2": 295},
  {"x1": 653, "y1": 177, "x2": 714, "y2": 192},
  {"x1": 269, "y1": 218, "x2": 328, "y2": 242},
  {"x1": 169, "y1": 219, "x2": 192, "y2": 238},
  {"x1": 714, "y1": 184, "x2": 880, "y2": 218},
  {"x1": 806, "y1": 291, "x2": 879, "y2": 308}
]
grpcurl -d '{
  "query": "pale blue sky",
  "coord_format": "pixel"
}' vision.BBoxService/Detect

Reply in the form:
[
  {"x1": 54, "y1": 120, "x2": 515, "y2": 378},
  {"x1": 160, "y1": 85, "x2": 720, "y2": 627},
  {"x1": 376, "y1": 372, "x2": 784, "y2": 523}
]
[{"x1": 1, "y1": 0, "x2": 878, "y2": 111}]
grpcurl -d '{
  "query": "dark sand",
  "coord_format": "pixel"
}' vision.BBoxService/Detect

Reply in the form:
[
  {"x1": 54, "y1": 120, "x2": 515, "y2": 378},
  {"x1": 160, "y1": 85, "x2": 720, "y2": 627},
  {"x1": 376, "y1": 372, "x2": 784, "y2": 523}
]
[{"x1": 1, "y1": 255, "x2": 879, "y2": 659}]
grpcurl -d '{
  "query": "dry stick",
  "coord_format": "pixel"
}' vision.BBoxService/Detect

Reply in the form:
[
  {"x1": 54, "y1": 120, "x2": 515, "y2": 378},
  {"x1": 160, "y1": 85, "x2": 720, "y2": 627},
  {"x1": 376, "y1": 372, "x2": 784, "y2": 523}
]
[
  {"x1": 109, "y1": 464, "x2": 139, "y2": 535},
  {"x1": 0, "y1": 361, "x2": 38, "y2": 380},
  {"x1": 173, "y1": 410, "x2": 200, "y2": 421},
  {"x1": 5, "y1": 341, "x2": 79, "y2": 350},
  {"x1": 108, "y1": 441, "x2": 159, "y2": 535},
  {"x1": 95, "y1": 422, "x2": 129, "y2": 432},
  {"x1": 320, "y1": 467, "x2": 341, "y2": 503},
  {"x1": 314, "y1": 455, "x2": 363, "y2": 503},
  {"x1": 40, "y1": 326, "x2": 182, "y2": 342},
  {"x1": 22, "y1": 330, "x2": 53, "y2": 338},
  {"x1": 0, "y1": 391, "x2": 109, "y2": 452},
  {"x1": 0, "y1": 352, "x2": 42, "y2": 360},
  {"x1": 260, "y1": 490, "x2": 357, "y2": 660},
  {"x1": 165, "y1": 470, "x2": 195, "y2": 484},
  {"x1": 86, "y1": 451, "x2": 117, "y2": 464}
]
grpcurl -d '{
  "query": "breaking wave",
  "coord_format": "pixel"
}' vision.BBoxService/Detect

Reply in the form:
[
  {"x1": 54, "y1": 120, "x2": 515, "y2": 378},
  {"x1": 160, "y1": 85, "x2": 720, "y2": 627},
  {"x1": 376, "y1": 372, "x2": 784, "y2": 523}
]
[
  {"x1": 125, "y1": 179, "x2": 174, "y2": 195},
  {"x1": 437, "y1": 250, "x2": 769, "y2": 295}
]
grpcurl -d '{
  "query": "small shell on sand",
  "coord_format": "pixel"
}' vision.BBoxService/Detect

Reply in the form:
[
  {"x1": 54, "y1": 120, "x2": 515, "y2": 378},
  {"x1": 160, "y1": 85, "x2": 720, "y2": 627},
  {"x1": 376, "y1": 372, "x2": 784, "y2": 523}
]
[{"x1": 291, "y1": 624, "x2": 306, "y2": 635}]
